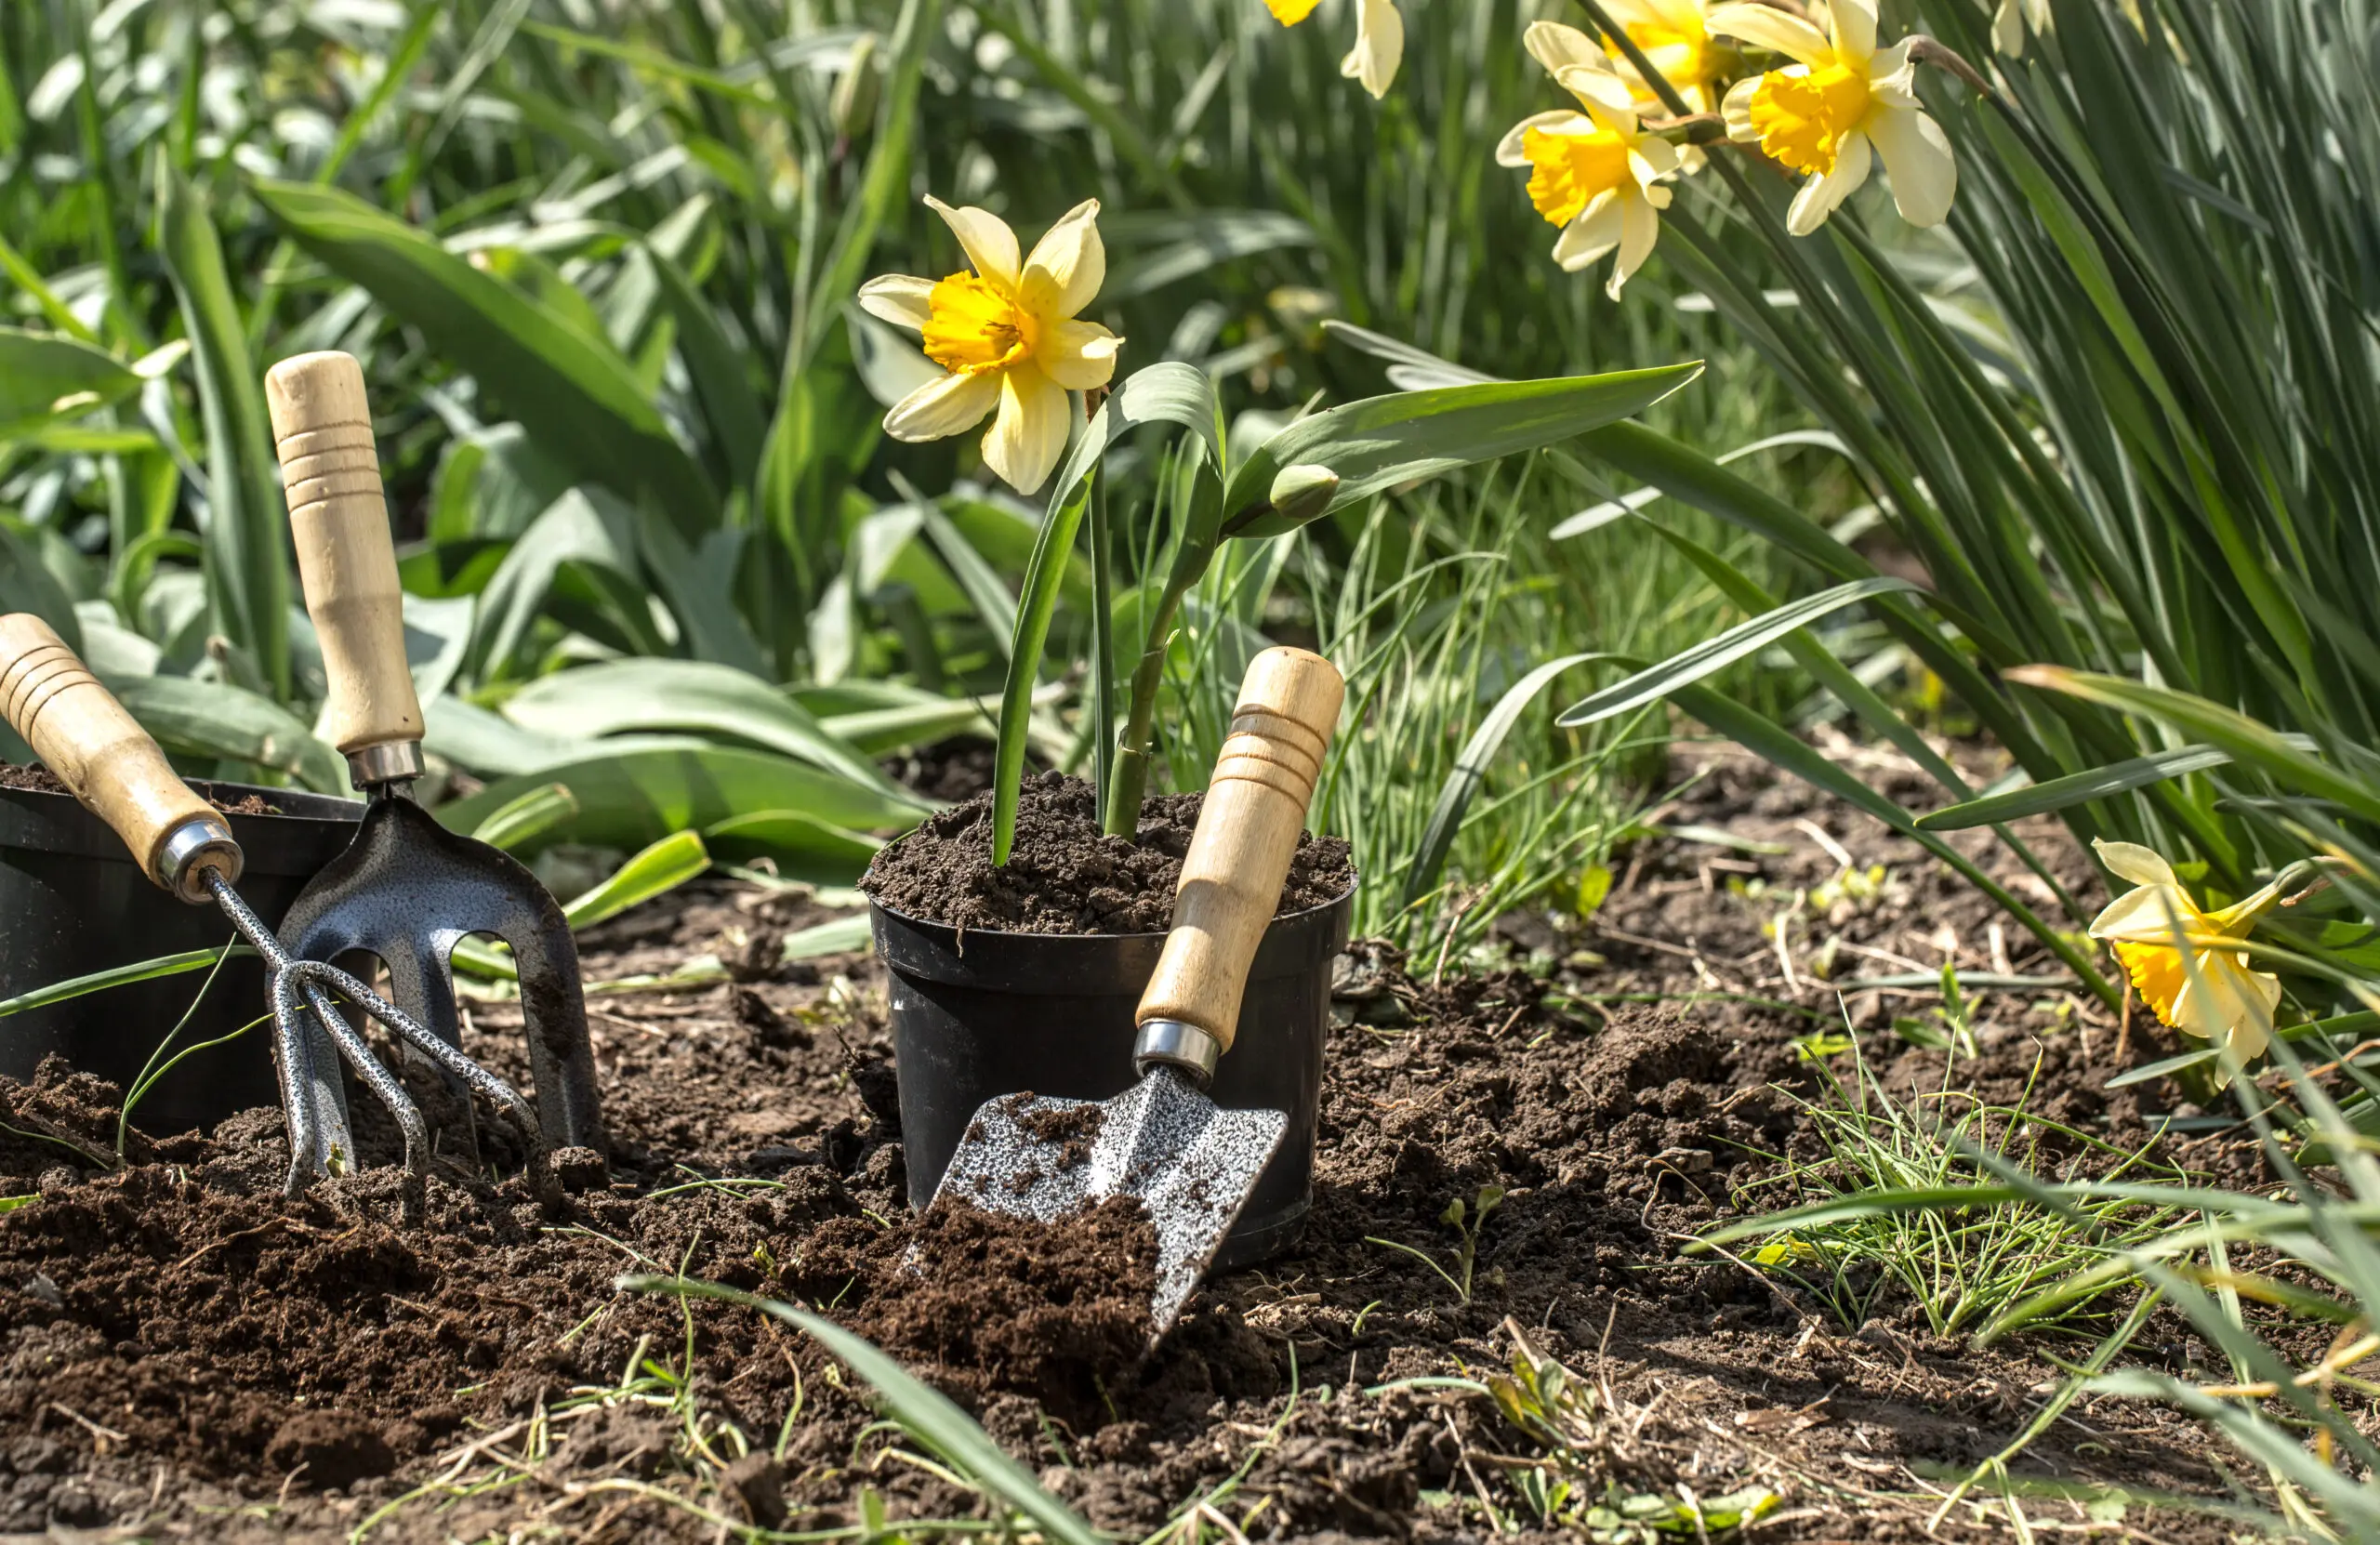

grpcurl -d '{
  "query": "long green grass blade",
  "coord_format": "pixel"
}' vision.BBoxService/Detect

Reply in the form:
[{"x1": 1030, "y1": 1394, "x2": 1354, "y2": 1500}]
[
  {"x1": 619, "y1": 1276, "x2": 1102, "y2": 1545},
  {"x1": 1556, "y1": 579, "x2": 1917, "y2": 728},
  {"x1": 0, "y1": 946, "x2": 252, "y2": 1020}
]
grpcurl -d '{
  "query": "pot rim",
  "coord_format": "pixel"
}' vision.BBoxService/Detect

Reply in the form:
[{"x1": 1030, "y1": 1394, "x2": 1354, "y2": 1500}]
[
  {"x1": 0, "y1": 775, "x2": 364, "y2": 825},
  {"x1": 865, "y1": 869, "x2": 1358, "y2": 943}
]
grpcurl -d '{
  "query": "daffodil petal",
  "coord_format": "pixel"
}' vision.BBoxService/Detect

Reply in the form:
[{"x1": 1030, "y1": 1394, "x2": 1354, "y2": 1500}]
[
  {"x1": 1019, "y1": 198, "x2": 1105, "y2": 320},
  {"x1": 1830, "y1": 0, "x2": 1879, "y2": 63},
  {"x1": 1633, "y1": 135, "x2": 1682, "y2": 180},
  {"x1": 925, "y1": 196, "x2": 1022, "y2": 295},
  {"x1": 1038, "y1": 319, "x2": 1124, "y2": 390},
  {"x1": 883, "y1": 369, "x2": 1000, "y2": 442},
  {"x1": 1786, "y1": 128, "x2": 1869, "y2": 235},
  {"x1": 2089, "y1": 882, "x2": 2207, "y2": 944},
  {"x1": 1497, "y1": 110, "x2": 1589, "y2": 168},
  {"x1": 1865, "y1": 107, "x2": 1956, "y2": 228},
  {"x1": 856, "y1": 273, "x2": 936, "y2": 332},
  {"x1": 1867, "y1": 37, "x2": 1921, "y2": 104},
  {"x1": 2093, "y1": 839, "x2": 2180, "y2": 891},
  {"x1": 980, "y1": 364, "x2": 1071, "y2": 495},
  {"x1": 1608, "y1": 192, "x2": 1661, "y2": 299},
  {"x1": 1524, "y1": 20, "x2": 1604, "y2": 77},
  {"x1": 1340, "y1": 0, "x2": 1404, "y2": 97},
  {"x1": 1553, "y1": 189, "x2": 1626, "y2": 272},
  {"x1": 1265, "y1": 0, "x2": 1323, "y2": 22},
  {"x1": 1993, "y1": 0, "x2": 2026, "y2": 56},
  {"x1": 1705, "y1": 4, "x2": 1832, "y2": 67},
  {"x1": 1565, "y1": 65, "x2": 1642, "y2": 124},
  {"x1": 2169, "y1": 950, "x2": 2279, "y2": 1056},
  {"x1": 1721, "y1": 74, "x2": 1763, "y2": 140},
  {"x1": 2209, "y1": 878, "x2": 2288, "y2": 931}
]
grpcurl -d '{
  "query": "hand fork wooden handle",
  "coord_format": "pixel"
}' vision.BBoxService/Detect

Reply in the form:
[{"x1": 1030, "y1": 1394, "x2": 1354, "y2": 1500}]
[
  {"x1": 1134, "y1": 646, "x2": 1345, "y2": 1083},
  {"x1": 265, "y1": 350, "x2": 426, "y2": 788},
  {"x1": 0, "y1": 613, "x2": 243, "y2": 902}
]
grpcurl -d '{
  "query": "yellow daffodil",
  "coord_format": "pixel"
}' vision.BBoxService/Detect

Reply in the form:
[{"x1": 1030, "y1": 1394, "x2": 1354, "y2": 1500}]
[
  {"x1": 1596, "y1": 0, "x2": 1727, "y2": 114},
  {"x1": 2088, "y1": 839, "x2": 2284, "y2": 1077},
  {"x1": 1263, "y1": 0, "x2": 1405, "y2": 99},
  {"x1": 1498, "y1": 27, "x2": 1681, "y2": 298},
  {"x1": 1709, "y1": 0, "x2": 1957, "y2": 236},
  {"x1": 858, "y1": 197, "x2": 1123, "y2": 495}
]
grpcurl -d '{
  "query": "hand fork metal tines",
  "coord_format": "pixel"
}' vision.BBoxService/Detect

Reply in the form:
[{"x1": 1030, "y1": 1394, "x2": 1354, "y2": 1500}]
[{"x1": 0, "y1": 613, "x2": 549, "y2": 1218}]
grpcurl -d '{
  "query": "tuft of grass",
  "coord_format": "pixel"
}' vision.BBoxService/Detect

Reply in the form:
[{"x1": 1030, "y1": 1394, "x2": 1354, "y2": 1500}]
[{"x1": 1712, "y1": 1005, "x2": 2193, "y2": 1340}]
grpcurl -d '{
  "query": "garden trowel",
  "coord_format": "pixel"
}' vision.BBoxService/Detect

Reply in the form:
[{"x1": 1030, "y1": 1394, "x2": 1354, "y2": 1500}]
[{"x1": 929, "y1": 646, "x2": 1345, "y2": 1333}]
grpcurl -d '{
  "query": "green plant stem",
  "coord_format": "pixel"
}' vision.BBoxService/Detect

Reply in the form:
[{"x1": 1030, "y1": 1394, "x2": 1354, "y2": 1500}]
[
  {"x1": 1089, "y1": 457, "x2": 1117, "y2": 812},
  {"x1": 1102, "y1": 551, "x2": 1203, "y2": 839}
]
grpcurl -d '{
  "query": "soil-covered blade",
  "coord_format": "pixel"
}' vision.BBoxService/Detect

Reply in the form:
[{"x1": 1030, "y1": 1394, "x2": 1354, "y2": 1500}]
[{"x1": 932, "y1": 1069, "x2": 1286, "y2": 1332}]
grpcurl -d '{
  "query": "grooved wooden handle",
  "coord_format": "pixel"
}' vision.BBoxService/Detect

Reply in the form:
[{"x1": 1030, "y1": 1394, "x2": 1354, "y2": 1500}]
[
  {"x1": 1137, "y1": 647, "x2": 1345, "y2": 1056},
  {"x1": 266, "y1": 351, "x2": 424, "y2": 761},
  {"x1": 0, "y1": 614, "x2": 221, "y2": 891}
]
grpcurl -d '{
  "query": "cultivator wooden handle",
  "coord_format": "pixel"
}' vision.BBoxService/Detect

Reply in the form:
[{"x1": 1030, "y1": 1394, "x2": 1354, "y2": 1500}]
[
  {"x1": 266, "y1": 350, "x2": 425, "y2": 786},
  {"x1": 1135, "y1": 647, "x2": 1344, "y2": 1077},
  {"x1": 0, "y1": 613, "x2": 241, "y2": 902}
]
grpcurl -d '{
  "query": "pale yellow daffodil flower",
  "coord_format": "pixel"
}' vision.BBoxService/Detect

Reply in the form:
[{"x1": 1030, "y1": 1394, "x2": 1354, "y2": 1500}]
[
  {"x1": 1709, "y1": 0, "x2": 1957, "y2": 235},
  {"x1": 1499, "y1": 26, "x2": 1681, "y2": 299},
  {"x1": 1597, "y1": 0, "x2": 1727, "y2": 115},
  {"x1": 1264, "y1": 0, "x2": 1405, "y2": 99},
  {"x1": 2088, "y1": 839, "x2": 2284, "y2": 1079},
  {"x1": 858, "y1": 197, "x2": 1124, "y2": 495}
]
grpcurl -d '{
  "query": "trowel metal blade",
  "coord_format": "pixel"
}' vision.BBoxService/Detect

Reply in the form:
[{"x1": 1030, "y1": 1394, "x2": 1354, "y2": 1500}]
[{"x1": 931, "y1": 1068, "x2": 1287, "y2": 1333}]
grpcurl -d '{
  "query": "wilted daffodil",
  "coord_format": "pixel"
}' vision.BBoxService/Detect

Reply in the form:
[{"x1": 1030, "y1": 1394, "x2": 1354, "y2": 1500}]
[
  {"x1": 1264, "y1": 0, "x2": 1405, "y2": 99},
  {"x1": 858, "y1": 197, "x2": 1123, "y2": 495},
  {"x1": 2088, "y1": 839, "x2": 2284, "y2": 1077},
  {"x1": 1597, "y1": 0, "x2": 1727, "y2": 114},
  {"x1": 1709, "y1": 0, "x2": 1956, "y2": 236},
  {"x1": 1499, "y1": 26, "x2": 1681, "y2": 298}
]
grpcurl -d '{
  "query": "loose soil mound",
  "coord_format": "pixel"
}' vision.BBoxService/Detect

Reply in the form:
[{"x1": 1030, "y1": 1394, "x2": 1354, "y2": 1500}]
[
  {"x1": 791, "y1": 1196, "x2": 1157, "y2": 1426},
  {"x1": 0, "y1": 743, "x2": 2266, "y2": 1540},
  {"x1": 862, "y1": 771, "x2": 1354, "y2": 933}
]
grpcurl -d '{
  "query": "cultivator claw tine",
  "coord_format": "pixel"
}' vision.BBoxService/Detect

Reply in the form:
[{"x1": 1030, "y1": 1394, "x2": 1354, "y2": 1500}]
[{"x1": 296, "y1": 958, "x2": 545, "y2": 1156}]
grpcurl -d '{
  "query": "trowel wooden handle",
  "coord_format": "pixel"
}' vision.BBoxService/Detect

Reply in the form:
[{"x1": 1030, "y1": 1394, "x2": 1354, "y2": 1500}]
[
  {"x1": 0, "y1": 614, "x2": 239, "y2": 901},
  {"x1": 1137, "y1": 647, "x2": 1344, "y2": 1061},
  {"x1": 267, "y1": 351, "x2": 424, "y2": 778}
]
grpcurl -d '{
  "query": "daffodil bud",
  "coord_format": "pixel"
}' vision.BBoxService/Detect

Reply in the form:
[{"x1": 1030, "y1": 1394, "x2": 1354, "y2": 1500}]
[
  {"x1": 1268, "y1": 463, "x2": 1340, "y2": 525},
  {"x1": 832, "y1": 33, "x2": 881, "y2": 140}
]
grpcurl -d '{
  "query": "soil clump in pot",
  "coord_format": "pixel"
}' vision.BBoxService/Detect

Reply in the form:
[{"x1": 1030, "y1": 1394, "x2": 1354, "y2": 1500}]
[{"x1": 861, "y1": 772, "x2": 1353, "y2": 934}]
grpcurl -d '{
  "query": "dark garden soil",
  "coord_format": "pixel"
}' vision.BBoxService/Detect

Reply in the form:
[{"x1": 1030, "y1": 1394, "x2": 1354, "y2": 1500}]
[
  {"x1": 2, "y1": 759, "x2": 281, "y2": 815},
  {"x1": 0, "y1": 735, "x2": 2277, "y2": 1541},
  {"x1": 864, "y1": 772, "x2": 1355, "y2": 933}
]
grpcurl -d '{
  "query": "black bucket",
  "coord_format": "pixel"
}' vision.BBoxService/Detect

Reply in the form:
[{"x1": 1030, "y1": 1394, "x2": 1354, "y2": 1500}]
[
  {"x1": 0, "y1": 777, "x2": 363, "y2": 1136},
  {"x1": 873, "y1": 882, "x2": 1354, "y2": 1268}
]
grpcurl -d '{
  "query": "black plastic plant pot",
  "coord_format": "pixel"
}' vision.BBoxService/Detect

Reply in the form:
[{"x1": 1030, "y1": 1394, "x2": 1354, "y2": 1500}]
[
  {"x1": 0, "y1": 778, "x2": 363, "y2": 1138},
  {"x1": 873, "y1": 881, "x2": 1355, "y2": 1269}
]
